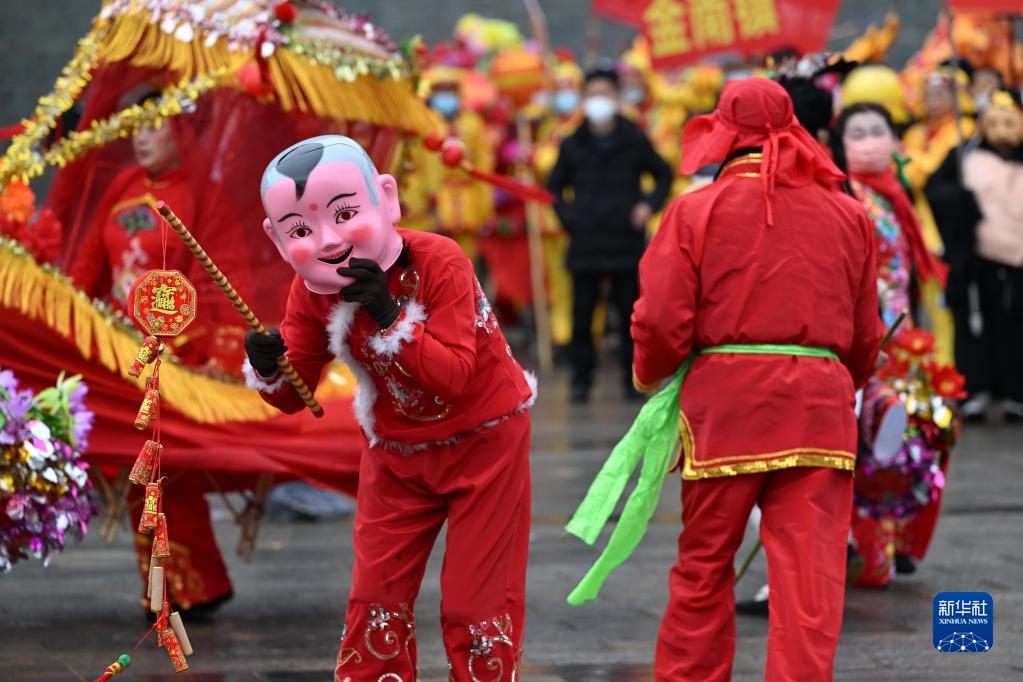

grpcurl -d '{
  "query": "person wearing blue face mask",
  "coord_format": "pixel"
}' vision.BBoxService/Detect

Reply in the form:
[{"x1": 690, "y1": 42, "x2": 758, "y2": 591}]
[
  {"x1": 430, "y1": 87, "x2": 461, "y2": 120},
  {"x1": 546, "y1": 68, "x2": 673, "y2": 403},
  {"x1": 553, "y1": 89, "x2": 580, "y2": 117},
  {"x1": 401, "y1": 65, "x2": 495, "y2": 260}
]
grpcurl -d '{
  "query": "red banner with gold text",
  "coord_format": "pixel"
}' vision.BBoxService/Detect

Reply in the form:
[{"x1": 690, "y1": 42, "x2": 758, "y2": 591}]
[{"x1": 629, "y1": 0, "x2": 841, "y2": 70}]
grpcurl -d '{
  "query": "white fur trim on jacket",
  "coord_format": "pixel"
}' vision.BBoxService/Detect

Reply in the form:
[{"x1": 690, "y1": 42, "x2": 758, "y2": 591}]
[
  {"x1": 368, "y1": 300, "x2": 427, "y2": 357},
  {"x1": 242, "y1": 359, "x2": 288, "y2": 394},
  {"x1": 327, "y1": 301, "x2": 379, "y2": 444}
]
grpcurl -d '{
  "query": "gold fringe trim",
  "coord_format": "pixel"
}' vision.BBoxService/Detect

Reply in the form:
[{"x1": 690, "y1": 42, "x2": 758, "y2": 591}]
[
  {"x1": 678, "y1": 411, "x2": 855, "y2": 480},
  {"x1": 96, "y1": 12, "x2": 438, "y2": 136},
  {"x1": 0, "y1": 238, "x2": 351, "y2": 424}
]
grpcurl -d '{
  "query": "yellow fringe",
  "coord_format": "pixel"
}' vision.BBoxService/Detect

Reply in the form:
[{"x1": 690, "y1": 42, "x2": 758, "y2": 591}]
[
  {"x1": 96, "y1": 12, "x2": 438, "y2": 136},
  {"x1": 0, "y1": 239, "x2": 351, "y2": 424}
]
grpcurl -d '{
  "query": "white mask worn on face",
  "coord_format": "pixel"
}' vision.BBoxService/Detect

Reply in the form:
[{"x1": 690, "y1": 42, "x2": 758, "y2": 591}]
[{"x1": 583, "y1": 96, "x2": 617, "y2": 126}]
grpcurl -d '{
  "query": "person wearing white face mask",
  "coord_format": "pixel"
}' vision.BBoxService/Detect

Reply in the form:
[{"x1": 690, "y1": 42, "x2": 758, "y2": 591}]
[
  {"x1": 546, "y1": 68, "x2": 673, "y2": 403},
  {"x1": 831, "y1": 102, "x2": 953, "y2": 588}
]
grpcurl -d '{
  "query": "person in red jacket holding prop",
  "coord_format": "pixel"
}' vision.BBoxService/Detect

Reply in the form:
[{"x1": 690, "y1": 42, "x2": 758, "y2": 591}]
[
  {"x1": 243, "y1": 135, "x2": 535, "y2": 682},
  {"x1": 632, "y1": 79, "x2": 883, "y2": 681}
]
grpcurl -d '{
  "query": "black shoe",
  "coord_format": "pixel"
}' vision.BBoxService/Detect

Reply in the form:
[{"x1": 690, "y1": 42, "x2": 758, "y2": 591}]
[
  {"x1": 895, "y1": 554, "x2": 917, "y2": 574},
  {"x1": 736, "y1": 597, "x2": 769, "y2": 617},
  {"x1": 570, "y1": 383, "x2": 590, "y2": 404}
]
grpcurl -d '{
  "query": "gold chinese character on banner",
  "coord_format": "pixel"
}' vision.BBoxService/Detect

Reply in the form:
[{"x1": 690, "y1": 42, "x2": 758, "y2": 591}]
[
  {"x1": 644, "y1": 0, "x2": 691, "y2": 58},
  {"x1": 152, "y1": 284, "x2": 179, "y2": 314},
  {"x1": 690, "y1": 0, "x2": 735, "y2": 49},
  {"x1": 734, "y1": 0, "x2": 781, "y2": 39}
]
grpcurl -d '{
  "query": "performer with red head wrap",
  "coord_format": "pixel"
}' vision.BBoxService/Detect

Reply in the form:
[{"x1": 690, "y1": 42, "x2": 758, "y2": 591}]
[
  {"x1": 632, "y1": 79, "x2": 882, "y2": 680},
  {"x1": 243, "y1": 135, "x2": 535, "y2": 681}
]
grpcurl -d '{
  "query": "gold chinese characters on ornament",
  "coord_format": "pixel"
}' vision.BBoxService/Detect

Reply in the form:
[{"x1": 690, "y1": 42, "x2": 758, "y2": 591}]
[{"x1": 128, "y1": 270, "x2": 197, "y2": 337}]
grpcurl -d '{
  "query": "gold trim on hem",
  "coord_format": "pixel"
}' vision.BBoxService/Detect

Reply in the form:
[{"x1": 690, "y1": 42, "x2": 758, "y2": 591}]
[
  {"x1": 678, "y1": 412, "x2": 855, "y2": 479},
  {"x1": 632, "y1": 366, "x2": 660, "y2": 394}
]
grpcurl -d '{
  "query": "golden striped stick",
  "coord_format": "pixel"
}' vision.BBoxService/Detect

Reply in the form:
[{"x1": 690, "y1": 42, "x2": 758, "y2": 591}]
[{"x1": 156, "y1": 201, "x2": 324, "y2": 418}]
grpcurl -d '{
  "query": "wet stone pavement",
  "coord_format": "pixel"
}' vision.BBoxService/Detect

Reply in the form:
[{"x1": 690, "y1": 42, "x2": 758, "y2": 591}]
[{"x1": 1, "y1": 367, "x2": 1021, "y2": 681}]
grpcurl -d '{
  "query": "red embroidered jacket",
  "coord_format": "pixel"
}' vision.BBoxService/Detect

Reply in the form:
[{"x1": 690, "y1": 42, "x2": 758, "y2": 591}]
[
  {"x1": 246, "y1": 229, "x2": 535, "y2": 448},
  {"x1": 632, "y1": 161, "x2": 883, "y2": 479}
]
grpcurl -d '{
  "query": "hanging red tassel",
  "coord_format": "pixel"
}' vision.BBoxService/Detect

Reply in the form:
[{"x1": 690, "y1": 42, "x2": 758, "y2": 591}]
[
  {"x1": 138, "y1": 482, "x2": 161, "y2": 533},
  {"x1": 128, "y1": 440, "x2": 161, "y2": 485}
]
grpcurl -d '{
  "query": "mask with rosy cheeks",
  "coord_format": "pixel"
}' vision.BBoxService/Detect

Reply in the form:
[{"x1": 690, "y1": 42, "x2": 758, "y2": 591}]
[
  {"x1": 260, "y1": 135, "x2": 403, "y2": 293},
  {"x1": 844, "y1": 135, "x2": 896, "y2": 175}
]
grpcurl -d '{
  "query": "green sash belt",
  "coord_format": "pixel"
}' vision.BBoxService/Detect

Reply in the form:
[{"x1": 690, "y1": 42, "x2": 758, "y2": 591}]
[{"x1": 564, "y1": 343, "x2": 840, "y2": 606}]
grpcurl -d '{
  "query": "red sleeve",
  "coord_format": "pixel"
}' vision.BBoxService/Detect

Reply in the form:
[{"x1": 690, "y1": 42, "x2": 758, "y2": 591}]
[
  {"x1": 844, "y1": 211, "x2": 884, "y2": 389},
  {"x1": 243, "y1": 277, "x2": 333, "y2": 414},
  {"x1": 631, "y1": 200, "x2": 699, "y2": 390},
  {"x1": 368, "y1": 256, "x2": 479, "y2": 402}
]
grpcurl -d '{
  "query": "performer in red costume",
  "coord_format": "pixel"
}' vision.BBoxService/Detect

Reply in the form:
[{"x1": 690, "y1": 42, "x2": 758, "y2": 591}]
[
  {"x1": 632, "y1": 79, "x2": 882, "y2": 681},
  {"x1": 69, "y1": 100, "x2": 242, "y2": 615},
  {"x1": 243, "y1": 135, "x2": 535, "y2": 681}
]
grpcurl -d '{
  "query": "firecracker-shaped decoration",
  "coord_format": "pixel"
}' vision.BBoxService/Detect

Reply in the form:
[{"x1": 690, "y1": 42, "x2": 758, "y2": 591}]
[
  {"x1": 149, "y1": 566, "x2": 165, "y2": 613},
  {"x1": 134, "y1": 385, "x2": 160, "y2": 431},
  {"x1": 128, "y1": 335, "x2": 160, "y2": 378},
  {"x1": 138, "y1": 482, "x2": 161, "y2": 533},
  {"x1": 94, "y1": 267, "x2": 195, "y2": 679},
  {"x1": 128, "y1": 269, "x2": 197, "y2": 338},
  {"x1": 169, "y1": 612, "x2": 194, "y2": 656},
  {"x1": 161, "y1": 628, "x2": 190, "y2": 672},
  {"x1": 152, "y1": 513, "x2": 170, "y2": 559},
  {"x1": 128, "y1": 439, "x2": 161, "y2": 485}
]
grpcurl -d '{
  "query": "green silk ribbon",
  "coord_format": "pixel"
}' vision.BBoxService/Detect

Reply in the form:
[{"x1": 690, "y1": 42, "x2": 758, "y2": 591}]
[{"x1": 565, "y1": 343, "x2": 840, "y2": 606}]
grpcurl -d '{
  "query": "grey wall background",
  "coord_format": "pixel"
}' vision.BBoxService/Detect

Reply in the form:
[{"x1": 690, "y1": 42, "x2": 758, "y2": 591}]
[{"x1": 0, "y1": 0, "x2": 955, "y2": 132}]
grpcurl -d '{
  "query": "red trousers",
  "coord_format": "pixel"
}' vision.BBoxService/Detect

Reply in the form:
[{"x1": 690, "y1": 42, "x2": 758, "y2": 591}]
[
  {"x1": 334, "y1": 412, "x2": 531, "y2": 682},
  {"x1": 656, "y1": 467, "x2": 853, "y2": 682},
  {"x1": 130, "y1": 472, "x2": 233, "y2": 610}
]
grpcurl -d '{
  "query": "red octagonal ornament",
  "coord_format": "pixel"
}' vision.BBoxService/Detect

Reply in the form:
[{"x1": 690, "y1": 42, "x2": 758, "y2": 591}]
[{"x1": 128, "y1": 269, "x2": 197, "y2": 337}]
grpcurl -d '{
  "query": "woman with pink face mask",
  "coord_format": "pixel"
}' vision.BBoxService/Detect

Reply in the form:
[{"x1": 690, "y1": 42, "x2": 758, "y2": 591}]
[{"x1": 832, "y1": 103, "x2": 950, "y2": 589}]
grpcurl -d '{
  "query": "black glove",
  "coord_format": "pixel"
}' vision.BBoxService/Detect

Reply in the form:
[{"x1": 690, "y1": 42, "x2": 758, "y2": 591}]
[
  {"x1": 244, "y1": 328, "x2": 287, "y2": 377},
  {"x1": 337, "y1": 258, "x2": 400, "y2": 329}
]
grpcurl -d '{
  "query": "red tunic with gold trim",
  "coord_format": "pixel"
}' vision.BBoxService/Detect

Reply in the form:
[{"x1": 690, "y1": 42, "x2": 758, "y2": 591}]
[
  {"x1": 246, "y1": 228, "x2": 534, "y2": 682},
  {"x1": 633, "y1": 159, "x2": 882, "y2": 479}
]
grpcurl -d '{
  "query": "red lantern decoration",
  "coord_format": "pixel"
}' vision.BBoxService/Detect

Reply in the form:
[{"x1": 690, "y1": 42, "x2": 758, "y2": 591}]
[{"x1": 489, "y1": 48, "x2": 546, "y2": 108}]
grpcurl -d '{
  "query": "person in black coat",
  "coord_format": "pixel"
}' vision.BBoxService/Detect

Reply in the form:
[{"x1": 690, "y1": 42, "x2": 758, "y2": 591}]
[{"x1": 546, "y1": 68, "x2": 672, "y2": 403}]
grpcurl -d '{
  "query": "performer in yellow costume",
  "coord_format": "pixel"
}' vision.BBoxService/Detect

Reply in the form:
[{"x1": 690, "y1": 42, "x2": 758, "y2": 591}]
[
  {"x1": 404, "y1": 61, "x2": 495, "y2": 260},
  {"x1": 901, "y1": 68, "x2": 975, "y2": 364}
]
